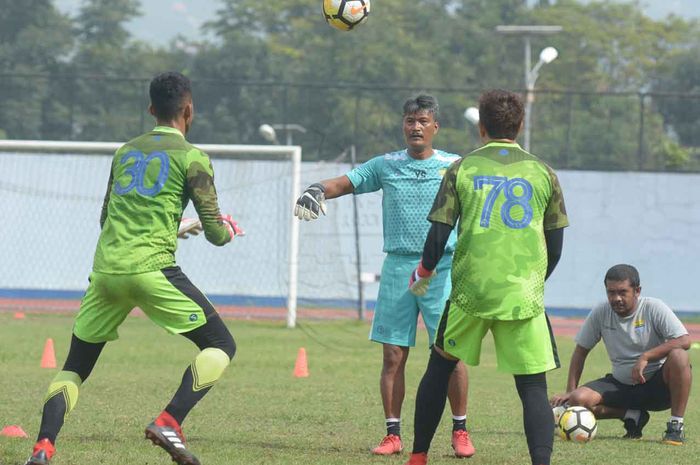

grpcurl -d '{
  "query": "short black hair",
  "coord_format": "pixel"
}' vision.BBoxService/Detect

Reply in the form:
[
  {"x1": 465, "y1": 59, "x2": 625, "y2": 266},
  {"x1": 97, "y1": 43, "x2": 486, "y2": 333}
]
[
  {"x1": 403, "y1": 94, "x2": 439, "y2": 120},
  {"x1": 149, "y1": 72, "x2": 192, "y2": 121},
  {"x1": 478, "y1": 89, "x2": 524, "y2": 140},
  {"x1": 604, "y1": 264, "x2": 640, "y2": 288}
]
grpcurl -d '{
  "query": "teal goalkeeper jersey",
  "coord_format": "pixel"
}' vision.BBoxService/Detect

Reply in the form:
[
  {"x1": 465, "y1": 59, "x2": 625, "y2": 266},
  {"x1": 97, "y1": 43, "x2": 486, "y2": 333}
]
[
  {"x1": 93, "y1": 126, "x2": 230, "y2": 274},
  {"x1": 346, "y1": 149, "x2": 460, "y2": 254},
  {"x1": 428, "y1": 142, "x2": 569, "y2": 320}
]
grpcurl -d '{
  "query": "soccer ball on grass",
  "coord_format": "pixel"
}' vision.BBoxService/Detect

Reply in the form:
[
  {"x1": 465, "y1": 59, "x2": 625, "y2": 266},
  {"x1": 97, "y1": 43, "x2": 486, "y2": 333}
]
[
  {"x1": 552, "y1": 405, "x2": 567, "y2": 429},
  {"x1": 323, "y1": 0, "x2": 370, "y2": 31},
  {"x1": 558, "y1": 406, "x2": 597, "y2": 442}
]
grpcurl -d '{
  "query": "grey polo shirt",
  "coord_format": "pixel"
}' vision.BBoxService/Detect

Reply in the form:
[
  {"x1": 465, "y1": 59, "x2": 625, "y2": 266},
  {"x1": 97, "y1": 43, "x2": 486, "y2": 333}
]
[{"x1": 575, "y1": 297, "x2": 688, "y2": 385}]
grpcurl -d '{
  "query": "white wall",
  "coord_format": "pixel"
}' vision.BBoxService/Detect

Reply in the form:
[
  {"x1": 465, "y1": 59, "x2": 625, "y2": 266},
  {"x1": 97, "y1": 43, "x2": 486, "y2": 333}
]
[
  {"x1": 1, "y1": 154, "x2": 697, "y2": 311},
  {"x1": 549, "y1": 170, "x2": 699, "y2": 311}
]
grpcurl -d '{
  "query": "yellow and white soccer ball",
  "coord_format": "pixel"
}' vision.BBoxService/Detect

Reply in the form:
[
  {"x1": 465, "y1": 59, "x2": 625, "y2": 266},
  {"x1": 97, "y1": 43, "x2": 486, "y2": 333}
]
[
  {"x1": 552, "y1": 405, "x2": 567, "y2": 430},
  {"x1": 558, "y1": 406, "x2": 597, "y2": 442},
  {"x1": 322, "y1": 0, "x2": 370, "y2": 31}
]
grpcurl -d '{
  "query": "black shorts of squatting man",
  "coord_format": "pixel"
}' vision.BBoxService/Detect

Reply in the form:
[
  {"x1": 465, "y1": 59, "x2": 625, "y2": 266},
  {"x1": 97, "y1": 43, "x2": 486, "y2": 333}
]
[{"x1": 582, "y1": 368, "x2": 676, "y2": 411}]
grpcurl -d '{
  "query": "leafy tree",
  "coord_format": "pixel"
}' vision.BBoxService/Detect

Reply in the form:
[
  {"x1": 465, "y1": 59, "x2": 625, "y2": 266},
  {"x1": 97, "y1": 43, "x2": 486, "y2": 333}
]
[
  {"x1": 653, "y1": 44, "x2": 700, "y2": 148},
  {"x1": 518, "y1": 1, "x2": 699, "y2": 169},
  {"x1": 65, "y1": 0, "x2": 178, "y2": 141},
  {"x1": 525, "y1": 1, "x2": 696, "y2": 92},
  {"x1": 0, "y1": 0, "x2": 73, "y2": 138},
  {"x1": 0, "y1": 0, "x2": 698, "y2": 171},
  {"x1": 193, "y1": 0, "x2": 492, "y2": 157}
]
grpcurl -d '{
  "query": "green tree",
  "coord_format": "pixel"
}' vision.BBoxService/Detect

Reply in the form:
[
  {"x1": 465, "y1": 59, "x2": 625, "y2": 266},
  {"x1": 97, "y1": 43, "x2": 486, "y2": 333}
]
[
  {"x1": 191, "y1": 0, "x2": 493, "y2": 156},
  {"x1": 517, "y1": 1, "x2": 699, "y2": 170},
  {"x1": 0, "y1": 0, "x2": 73, "y2": 138},
  {"x1": 653, "y1": 44, "x2": 700, "y2": 148},
  {"x1": 524, "y1": 1, "x2": 696, "y2": 92},
  {"x1": 65, "y1": 0, "x2": 179, "y2": 141}
]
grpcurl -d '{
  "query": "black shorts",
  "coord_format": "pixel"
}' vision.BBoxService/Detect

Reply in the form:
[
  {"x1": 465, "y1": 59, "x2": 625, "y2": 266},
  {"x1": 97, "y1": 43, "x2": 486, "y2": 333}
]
[{"x1": 583, "y1": 368, "x2": 671, "y2": 411}]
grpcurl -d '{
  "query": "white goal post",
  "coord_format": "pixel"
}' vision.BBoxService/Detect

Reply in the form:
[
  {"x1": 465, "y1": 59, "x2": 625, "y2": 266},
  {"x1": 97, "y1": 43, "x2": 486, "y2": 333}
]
[{"x1": 0, "y1": 140, "x2": 302, "y2": 328}]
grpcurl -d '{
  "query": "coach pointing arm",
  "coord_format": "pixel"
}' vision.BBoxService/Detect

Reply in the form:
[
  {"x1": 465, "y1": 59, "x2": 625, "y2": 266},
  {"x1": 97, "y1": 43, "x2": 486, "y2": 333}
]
[{"x1": 293, "y1": 175, "x2": 356, "y2": 221}]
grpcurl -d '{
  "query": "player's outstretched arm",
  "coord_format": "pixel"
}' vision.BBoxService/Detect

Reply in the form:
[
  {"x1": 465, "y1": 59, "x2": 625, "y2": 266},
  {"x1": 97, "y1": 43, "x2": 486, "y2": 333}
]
[
  {"x1": 186, "y1": 153, "x2": 232, "y2": 246},
  {"x1": 294, "y1": 175, "x2": 354, "y2": 221}
]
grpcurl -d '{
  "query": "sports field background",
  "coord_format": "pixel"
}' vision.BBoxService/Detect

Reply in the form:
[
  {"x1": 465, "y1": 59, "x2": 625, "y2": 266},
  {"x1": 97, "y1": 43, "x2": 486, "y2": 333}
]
[
  {"x1": 4, "y1": 155, "x2": 700, "y2": 314},
  {"x1": 1, "y1": 313, "x2": 697, "y2": 465}
]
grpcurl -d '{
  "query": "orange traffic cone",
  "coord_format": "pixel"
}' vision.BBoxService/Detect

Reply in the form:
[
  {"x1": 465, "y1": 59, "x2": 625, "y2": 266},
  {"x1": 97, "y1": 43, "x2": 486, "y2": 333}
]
[
  {"x1": 41, "y1": 338, "x2": 56, "y2": 369},
  {"x1": 293, "y1": 347, "x2": 309, "y2": 378},
  {"x1": 0, "y1": 425, "x2": 28, "y2": 438}
]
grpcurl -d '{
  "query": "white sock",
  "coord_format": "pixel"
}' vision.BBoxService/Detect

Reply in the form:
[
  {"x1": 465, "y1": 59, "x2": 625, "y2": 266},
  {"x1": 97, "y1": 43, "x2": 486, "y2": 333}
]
[
  {"x1": 452, "y1": 415, "x2": 467, "y2": 421},
  {"x1": 624, "y1": 409, "x2": 641, "y2": 423},
  {"x1": 670, "y1": 416, "x2": 684, "y2": 425},
  {"x1": 385, "y1": 417, "x2": 401, "y2": 436}
]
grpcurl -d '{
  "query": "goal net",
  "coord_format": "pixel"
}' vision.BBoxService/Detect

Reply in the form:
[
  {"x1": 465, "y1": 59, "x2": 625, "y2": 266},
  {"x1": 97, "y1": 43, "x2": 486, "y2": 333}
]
[{"x1": 0, "y1": 140, "x2": 304, "y2": 327}]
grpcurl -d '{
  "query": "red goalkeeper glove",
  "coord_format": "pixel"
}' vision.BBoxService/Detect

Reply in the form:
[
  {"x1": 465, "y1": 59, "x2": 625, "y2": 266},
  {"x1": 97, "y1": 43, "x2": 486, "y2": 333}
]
[
  {"x1": 409, "y1": 261, "x2": 436, "y2": 296},
  {"x1": 219, "y1": 214, "x2": 245, "y2": 240},
  {"x1": 177, "y1": 218, "x2": 202, "y2": 239}
]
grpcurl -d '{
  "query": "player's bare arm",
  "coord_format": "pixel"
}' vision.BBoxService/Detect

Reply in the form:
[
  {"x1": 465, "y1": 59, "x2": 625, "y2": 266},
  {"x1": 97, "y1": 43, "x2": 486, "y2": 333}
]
[
  {"x1": 631, "y1": 335, "x2": 691, "y2": 384},
  {"x1": 550, "y1": 345, "x2": 591, "y2": 406},
  {"x1": 321, "y1": 174, "x2": 354, "y2": 199}
]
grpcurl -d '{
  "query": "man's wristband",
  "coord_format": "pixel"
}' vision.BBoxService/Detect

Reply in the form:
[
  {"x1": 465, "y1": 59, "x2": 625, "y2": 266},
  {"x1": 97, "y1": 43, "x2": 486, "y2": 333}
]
[
  {"x1": 416, "y1": 261, "x2": 433, "y2": 278},
  {"x1": 309, "y1": 182, "x2": 326, "y2": 193}
]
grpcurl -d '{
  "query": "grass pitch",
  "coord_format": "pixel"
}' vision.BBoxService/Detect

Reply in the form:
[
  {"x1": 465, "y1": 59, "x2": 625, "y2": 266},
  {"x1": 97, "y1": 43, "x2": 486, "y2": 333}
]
[{"x1": 0, "y1": 313, "x2": 697, "y2": 465}]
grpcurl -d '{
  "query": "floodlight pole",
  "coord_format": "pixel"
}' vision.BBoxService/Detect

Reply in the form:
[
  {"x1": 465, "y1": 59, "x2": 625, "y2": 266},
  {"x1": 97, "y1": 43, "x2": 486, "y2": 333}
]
[
  {"x1": 495, "y1": 25, "x2": 562, "y2": 151},
  {"x1": 349, "y1": 145, "x2": 366, "y2": 321},
  {"x1": 274, "y1": 124, "x2": 307, "y2": 146},
  {"x1": 524, "y1": 35, "x2": 535, "y2": 152}
]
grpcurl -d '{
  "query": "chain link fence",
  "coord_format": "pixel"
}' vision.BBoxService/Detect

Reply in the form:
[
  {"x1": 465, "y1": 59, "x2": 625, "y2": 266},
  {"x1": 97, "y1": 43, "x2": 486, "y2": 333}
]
[{"x1": 1, "y1": 74, "x2": 698, "y2": 171}]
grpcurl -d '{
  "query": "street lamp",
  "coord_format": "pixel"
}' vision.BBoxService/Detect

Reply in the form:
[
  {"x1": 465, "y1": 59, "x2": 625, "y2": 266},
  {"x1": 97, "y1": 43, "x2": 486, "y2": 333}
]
[
  {"x1": 495, "y1": 25, "x2": 562, "y2": 151},
  {"x1": 522, "y1": 45, "x2": 559, "y2": 151},
  {"x1": 258, "y1": 123, "x2": 307, "y2": 145}
]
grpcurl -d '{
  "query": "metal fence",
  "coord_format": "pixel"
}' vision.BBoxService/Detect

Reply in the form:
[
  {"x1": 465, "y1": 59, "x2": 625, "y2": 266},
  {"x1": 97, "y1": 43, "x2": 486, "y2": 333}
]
[{"x1": 1, "y1": 73, "x2": 698, "y2": 171}]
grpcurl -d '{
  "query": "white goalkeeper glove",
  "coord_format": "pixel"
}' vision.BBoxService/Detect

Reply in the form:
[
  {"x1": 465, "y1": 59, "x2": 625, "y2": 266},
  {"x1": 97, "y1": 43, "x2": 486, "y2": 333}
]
[
  {"x1": 177, "y1": 218, "x2": 203, "y2": 239},
  {"x1": 409, "y1": 261, "x2": 436, "y2": 296},
  {"x1": 219, "y1": 214, "x2": 245, "y2": 240},
  {"x1": 294, "y1": 183, "x2": 327, "y2": 221}
]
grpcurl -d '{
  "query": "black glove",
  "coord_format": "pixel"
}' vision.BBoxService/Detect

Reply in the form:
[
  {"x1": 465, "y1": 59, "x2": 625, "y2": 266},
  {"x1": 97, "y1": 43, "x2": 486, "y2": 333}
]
[{"x1": 294, "y1": 183, "x2": 327, "y2": 221}]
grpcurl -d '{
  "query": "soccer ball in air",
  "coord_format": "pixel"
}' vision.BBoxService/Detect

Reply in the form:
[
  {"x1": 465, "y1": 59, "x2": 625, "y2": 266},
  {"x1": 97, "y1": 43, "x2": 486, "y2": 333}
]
[
  {"x1": 323, "y1": 0, "x2": 370, "y2": 31},
  {"x1": 558, "y1": 406, "x2": 597, "y2": 442}
]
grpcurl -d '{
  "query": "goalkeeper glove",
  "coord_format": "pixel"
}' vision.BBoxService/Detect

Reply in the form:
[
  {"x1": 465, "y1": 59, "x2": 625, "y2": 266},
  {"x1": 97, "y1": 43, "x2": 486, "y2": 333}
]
[
  {"x1": 177, "y1": 218, "x2": 202, "y2": 239},
  {"x1": 409, "y1": 261, "x2": 436, "y2": 296},
  {"x1": 219, "y1": 214, "x2": 245, "y2": 240},
  {"x1": 294, "y1": 183, "x2": 327, "y2": 221}
]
